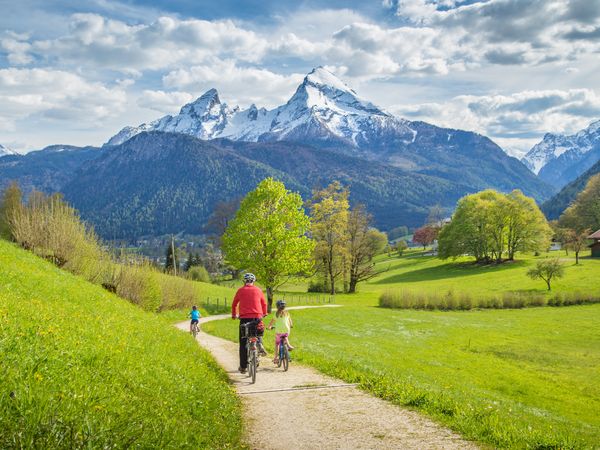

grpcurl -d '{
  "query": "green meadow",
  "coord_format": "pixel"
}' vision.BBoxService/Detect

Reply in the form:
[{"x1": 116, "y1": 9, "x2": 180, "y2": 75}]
[
  {"x1": 205, "y1": 250, "x2": 600, "y2": 448},
  {"x1": 0, "y1": 240, "x2": 243, "y2": 449}
]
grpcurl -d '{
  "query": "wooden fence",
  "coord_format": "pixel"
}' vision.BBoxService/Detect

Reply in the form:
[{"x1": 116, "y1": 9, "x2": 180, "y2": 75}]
[{"x1": 201, "y1": 293, "x2": 333, "y2": 311}]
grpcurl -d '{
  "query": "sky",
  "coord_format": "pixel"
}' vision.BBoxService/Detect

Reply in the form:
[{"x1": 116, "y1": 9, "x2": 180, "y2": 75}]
[{"x1": 1, "y1": 0, "x2": 600, "y2": 157}]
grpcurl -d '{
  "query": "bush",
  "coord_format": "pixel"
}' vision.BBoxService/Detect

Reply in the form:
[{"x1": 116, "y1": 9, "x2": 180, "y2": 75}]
[
  {"x1": 188, "y1": 266, "x2": 211, "y2": 283},
  {"x1": 116, "y1": 263, "x2": 162, "y2": 312},
  {"x1": 159, "y1": 273, "x2": 199, "y2": 311},
  {"x1": 379, "y1": 289, "x2": 599, "y2": 311}
]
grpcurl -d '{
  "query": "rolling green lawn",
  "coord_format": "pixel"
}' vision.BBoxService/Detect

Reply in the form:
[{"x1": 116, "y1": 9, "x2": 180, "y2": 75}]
[
  {"x1": 0, "y1": 240, "x2": 243, "y2": 449},
  {"x1": 205, "y1": 250, "x2": 600, "y2": 448},
  {"x1": 277, "y1": 250, "x2": 600, "y2": 307}
]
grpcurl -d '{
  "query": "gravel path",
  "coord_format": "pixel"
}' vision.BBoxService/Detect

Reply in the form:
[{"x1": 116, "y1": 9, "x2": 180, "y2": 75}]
[{"x1": 176, "y1": 306, "x2": 477, "y2": 450}]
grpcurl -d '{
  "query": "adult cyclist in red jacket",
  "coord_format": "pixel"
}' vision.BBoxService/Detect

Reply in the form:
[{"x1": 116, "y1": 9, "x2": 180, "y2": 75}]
[{"x1": 231, "y1": 273, "x2": 268, "y2": 373}]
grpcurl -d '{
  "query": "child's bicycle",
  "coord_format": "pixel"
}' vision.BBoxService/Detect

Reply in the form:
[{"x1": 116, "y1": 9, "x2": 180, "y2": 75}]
[
  {"x1": 276, "y1": 337, "x2": 291, "y2": 372},
  {"x1": 191, "y1": 322, "x2": 200, "y2": 338}
]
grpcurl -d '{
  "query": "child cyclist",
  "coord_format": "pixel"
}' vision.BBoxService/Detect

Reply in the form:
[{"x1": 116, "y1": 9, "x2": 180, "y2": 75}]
[
  {"x1": 268, "y1": 300, "x2": 294, "y2": 364},
  {"x1": 189, "y1": 305, "x2": 201, "y2": 333}
]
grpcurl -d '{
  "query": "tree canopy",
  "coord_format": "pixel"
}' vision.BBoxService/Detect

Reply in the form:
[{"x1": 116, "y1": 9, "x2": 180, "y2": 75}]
[
  {"x1": 222, "y1": 178, "x2": 313, "y2": 311},
  {"x1": 438, "y1": 189, "x2": 551, "y2": 263}
]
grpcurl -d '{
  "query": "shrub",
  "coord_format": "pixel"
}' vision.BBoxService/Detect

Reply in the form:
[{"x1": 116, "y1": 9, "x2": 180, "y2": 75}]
[
  {"x1": 116, "y1": 263, "x2": 162, "y2": 312},
  {"x1": 188, "y1": 266, "x2": 211, "y2": 283},
  {"x1": 379, "y1": 289, "x2": 599, "y2": 311}
]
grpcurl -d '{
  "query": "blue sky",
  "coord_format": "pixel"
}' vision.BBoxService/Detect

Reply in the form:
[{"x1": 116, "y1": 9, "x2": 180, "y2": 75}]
[{"x1": 1, "y1": 0, "x2": 600, "y2": 157}]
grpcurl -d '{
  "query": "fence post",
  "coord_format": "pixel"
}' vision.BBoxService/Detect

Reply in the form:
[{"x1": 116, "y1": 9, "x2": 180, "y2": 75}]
[{"x1": 217, "y1": 298, "x2": 219, "y2": 309}]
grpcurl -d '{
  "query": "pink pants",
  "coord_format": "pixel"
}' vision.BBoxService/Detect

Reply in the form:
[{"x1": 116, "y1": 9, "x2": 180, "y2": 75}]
[{"x1": 275, "y1": 333, "x2": 289, "y2": 345}]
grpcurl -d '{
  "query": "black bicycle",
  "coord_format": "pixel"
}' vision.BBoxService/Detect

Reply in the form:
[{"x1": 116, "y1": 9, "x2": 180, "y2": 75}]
[{"x1": 241, "y1": 320, "x2": 261, "y2": 384}]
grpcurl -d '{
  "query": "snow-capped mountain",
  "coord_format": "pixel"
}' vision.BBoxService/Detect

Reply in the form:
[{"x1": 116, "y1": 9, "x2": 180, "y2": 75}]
[
  {"x1": 0, "y1": 144, "x2": 17, "y2": 157},
  {"x1": 522, "y1": 120, "x2": 600, "y2": 188},
  {"x1": 107, "y1": 67, "x2": 415, "y2": 148}
]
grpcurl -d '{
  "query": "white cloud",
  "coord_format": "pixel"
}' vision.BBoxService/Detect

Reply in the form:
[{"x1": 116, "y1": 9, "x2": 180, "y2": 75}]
[
  {"x1": 162, "y1": 60, "x2": 305, "y2": 108},
  {"x1": 137, "y1": 90, "x2": 193, "y2": 113},
  {"x1": 391, "y1": 88, "x2": 600, "y2": 156},
  {"x1": 8, "y1": 14, "x2": 267, "y2": 72},
  {"x1": 0, "y1": 68, "x2": 128, "y2": 130}
]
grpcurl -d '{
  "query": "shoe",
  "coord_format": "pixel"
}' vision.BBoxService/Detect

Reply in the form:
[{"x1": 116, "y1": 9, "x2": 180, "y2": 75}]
[
  {"x1": 238, "y1": 367, "x2": 247, "y2": 374},
  {"x1": 259, "y1": 349, "x2": 267, "y2": 357},
  {"x1": 273, "y1": 358, "x2": 279, "y2": 365}
]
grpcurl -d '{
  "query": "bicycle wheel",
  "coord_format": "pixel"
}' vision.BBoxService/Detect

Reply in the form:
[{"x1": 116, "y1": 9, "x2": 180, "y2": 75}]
[
  {"x1": 192, "y1": 324, "x2": 198, "y2": 338},
  {"x1": 250, "y1": 351, "x2": 257, "y2": 384},
  {"x1": 282, "y1": 347, "x2": 289, "y2": 372}
]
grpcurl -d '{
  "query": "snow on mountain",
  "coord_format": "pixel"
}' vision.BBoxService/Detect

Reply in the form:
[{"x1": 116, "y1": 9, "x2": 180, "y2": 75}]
[
  {"x1": 522, "y1": 120, "x2": 600, "y2": 187},
  {"x1": 107, "y1": 67, "x2": 416, "y2": 148},
  {"x1": 0, "y1": 144, "x2": 17, "y2": 157}
]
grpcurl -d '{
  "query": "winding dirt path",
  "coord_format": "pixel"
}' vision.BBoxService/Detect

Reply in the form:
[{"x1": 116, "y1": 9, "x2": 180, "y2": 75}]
[{"x1": 177, "y1": 306, "x2": 477, "y2": 450}]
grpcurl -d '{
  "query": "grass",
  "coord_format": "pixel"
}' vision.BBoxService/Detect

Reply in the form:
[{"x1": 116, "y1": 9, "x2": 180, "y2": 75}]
[
  {"x1": 205, "y1": 304, "x2": 600, "y2": 448},
  {"x1": 274, "y1": 250, "x2": 600, "y2": 308},
  {"x1": 205, "y1": 249, "x2": 600, "y2": 448},
  {"x1": 0, "y1": 240, "x2": 243, "y2": 449}
]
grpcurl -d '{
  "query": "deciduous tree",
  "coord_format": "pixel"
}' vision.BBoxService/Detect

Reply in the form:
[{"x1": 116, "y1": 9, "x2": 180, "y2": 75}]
[
  {"x1": 346, "y1": 205, "x2": 387, "y2": 293},
  {"x1": 223, "y1": 178, "x2": 313, "y2": 311},
  {"x1": 309, "y1": 182, "x2": 349, "y2": 295},
  {"x1": 527, "y1": 258, "x2": 565, "y2": 291}
]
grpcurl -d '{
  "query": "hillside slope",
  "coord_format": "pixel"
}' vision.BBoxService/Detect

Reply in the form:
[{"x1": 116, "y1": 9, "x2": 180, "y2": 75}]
[
  {"x1": 0, "y1": 240, "x2": 242, "y2": 448},
  {"x1": 62, "y1": 132, "x2": 550, "y2": 238},
  {"x1": 542, "y1": 158, "x2": 600, "y2": 219}
]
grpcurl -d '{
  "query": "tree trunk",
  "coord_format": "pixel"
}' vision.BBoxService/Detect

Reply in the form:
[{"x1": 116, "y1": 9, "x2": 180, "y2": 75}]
[
  {"x1": 266, "y1": 286, "x2": 273, "y2": 314},
  {"x1": 546, "y1": 279, "x2": 551, "y2": 291},
  {"x1": 348, "y1": 276, "x2": 357, "y2": 294},
  {"x1": 575, "y1": 251, "x2": 579, "y2": 265}
]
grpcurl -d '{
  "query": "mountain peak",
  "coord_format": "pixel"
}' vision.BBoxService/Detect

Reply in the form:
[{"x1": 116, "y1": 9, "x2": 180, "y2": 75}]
[
  {"x1": 180, "y1": 88, "x2": 222, "y2": 116},
  {"x1": 304, "y1": 67, "x2": 352, "y2": 93},
  {"x1": 0, "y1": 144, "x2": 16, "y2": 157}
]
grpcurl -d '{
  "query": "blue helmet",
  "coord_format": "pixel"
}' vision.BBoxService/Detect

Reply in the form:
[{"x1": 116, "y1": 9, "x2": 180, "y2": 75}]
[{"x1": 276, "y1": 300, "x2": 286, "y2": 309}]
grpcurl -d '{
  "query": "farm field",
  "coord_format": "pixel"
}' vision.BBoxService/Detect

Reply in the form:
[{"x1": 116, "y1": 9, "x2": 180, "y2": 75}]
[
  {"x1": 204, "y1": 250, "x2": 600, "y2": 448},
  {"x1": 0, "y1": 241, "x2": 243, "y2": 449}
]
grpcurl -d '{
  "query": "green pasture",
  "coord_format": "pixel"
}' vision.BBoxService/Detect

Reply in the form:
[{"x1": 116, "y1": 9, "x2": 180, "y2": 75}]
[
  {"x1": 205, "y1": 303, "x2": 600, "y2": 448},
  {"x1": 0, "y1": 241, "x2": 243, "y2": 449}
]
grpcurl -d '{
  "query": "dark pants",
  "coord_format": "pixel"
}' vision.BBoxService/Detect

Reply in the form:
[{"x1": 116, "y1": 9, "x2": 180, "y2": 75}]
[{"x1": 239, "y1": 318, "x2": 263, "y2": 370}]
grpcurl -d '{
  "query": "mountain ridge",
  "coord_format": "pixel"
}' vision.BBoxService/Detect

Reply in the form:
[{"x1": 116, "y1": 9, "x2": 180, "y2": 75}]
[{"x1": 522, "y1": 120, "x2": 600, "y2": 188}]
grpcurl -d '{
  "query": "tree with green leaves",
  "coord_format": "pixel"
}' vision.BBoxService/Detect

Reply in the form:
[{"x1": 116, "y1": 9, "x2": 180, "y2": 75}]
[
  {"x1": 396, "y1": 240, "x2": 408, "y2": 256},
  {"x1": 560, "y1": 173, "x2": 600, "y2": 233},
  {"x1": 222, "y1": 178, "x2": 314, "y2": 312},
  {"x1": 439, "y1": 189, "x2": 551, "y2": 263},
  {"x1": 309, "y1": 181, "x2": 350, "y2": 295},
  {"x1": 0, "y1": 181, "x2": 23, "y2": 240},
  {"x1": 564, "y1": 228, "x2": 591, "y2": 265},
  {"x1": 527, "y1": 258, "x2": 565, "y2": 291},
  {"x1": 346, "y1": 204, "x2": 388, "y2": 293}
]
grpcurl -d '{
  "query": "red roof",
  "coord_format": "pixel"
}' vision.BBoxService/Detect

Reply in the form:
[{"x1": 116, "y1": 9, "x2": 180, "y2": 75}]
[{"x1": 589, "y1": 229, "x2": 600, "y2": 239}]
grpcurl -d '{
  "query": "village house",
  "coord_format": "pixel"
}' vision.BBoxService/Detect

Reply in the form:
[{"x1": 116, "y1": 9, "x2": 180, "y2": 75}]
[{"x1": 589, "y1": 229, "x2": 600, "y2": 258}]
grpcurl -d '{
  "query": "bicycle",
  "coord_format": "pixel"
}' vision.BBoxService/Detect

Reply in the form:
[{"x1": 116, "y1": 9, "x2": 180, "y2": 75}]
[
  {"x1": 241, "y1": 320, "x2": 261, "y2": 384},
  {"x1": 276, "y1": 335, "x2": 291, "y2": 372},
  {"x1": 190, "y1": 321, "x2": 200, "y2": 338}
]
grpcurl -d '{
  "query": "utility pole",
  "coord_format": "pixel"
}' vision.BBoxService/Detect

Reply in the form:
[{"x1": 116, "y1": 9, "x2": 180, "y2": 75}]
[{"x1": 171, "y1": 235, "x2": 177, "y2": 276}]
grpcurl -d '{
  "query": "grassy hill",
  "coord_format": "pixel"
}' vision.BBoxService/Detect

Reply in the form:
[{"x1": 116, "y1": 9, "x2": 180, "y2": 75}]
[{"x1": 0, "y1": 240, "x2": 243, "y2": 449}]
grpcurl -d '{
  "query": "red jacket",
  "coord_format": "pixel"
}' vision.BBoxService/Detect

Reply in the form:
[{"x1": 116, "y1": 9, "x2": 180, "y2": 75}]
[{"x1": 231, "y1": 285, "x2": 267, "y2": 319}]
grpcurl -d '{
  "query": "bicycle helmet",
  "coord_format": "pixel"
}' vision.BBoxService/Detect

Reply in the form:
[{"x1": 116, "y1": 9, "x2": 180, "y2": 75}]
[
  {"x1": 276, "y1": 300, "x2": 286, "y2": 309},
  {"x1": 243, "y1": 273, "x2": 256, "y2": 284}
]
